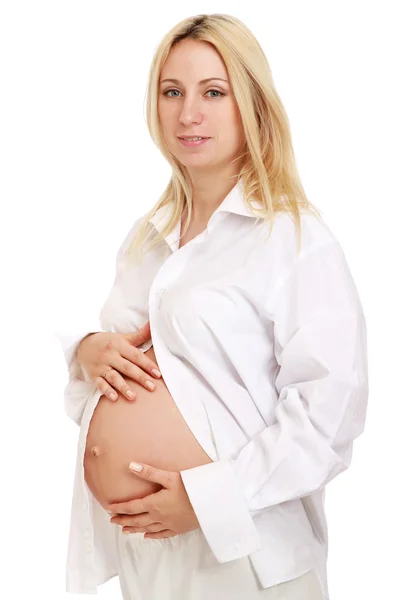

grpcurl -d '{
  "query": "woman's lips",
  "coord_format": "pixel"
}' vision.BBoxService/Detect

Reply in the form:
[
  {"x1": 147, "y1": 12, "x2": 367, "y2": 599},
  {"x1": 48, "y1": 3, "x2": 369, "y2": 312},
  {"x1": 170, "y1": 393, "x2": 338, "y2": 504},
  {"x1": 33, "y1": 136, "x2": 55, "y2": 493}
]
[{"x1": 178, "y1": 137, "x2": 211, "y2": 147}]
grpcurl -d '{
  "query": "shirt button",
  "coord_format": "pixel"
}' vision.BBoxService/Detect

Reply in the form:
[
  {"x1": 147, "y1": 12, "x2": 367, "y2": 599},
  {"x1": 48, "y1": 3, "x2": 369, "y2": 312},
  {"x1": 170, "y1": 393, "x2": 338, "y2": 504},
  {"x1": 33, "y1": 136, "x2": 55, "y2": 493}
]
[
  {"x1": 86, "y1": 542, "x2": 92, "y2": 554},
  {"x1": 84, "y1": 528, "x2": 91, "y2": 538},
  {"x1": 83, "y1": 502, "x2": 88, "y2": 512}
]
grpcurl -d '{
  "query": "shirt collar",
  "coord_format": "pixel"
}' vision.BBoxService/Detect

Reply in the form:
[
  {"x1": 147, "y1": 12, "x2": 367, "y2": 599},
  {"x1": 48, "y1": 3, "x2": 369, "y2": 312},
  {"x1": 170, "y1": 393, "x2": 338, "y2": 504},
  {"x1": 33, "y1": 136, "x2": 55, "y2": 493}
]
[{"x1": 149, "y1": 179, "x2": 263, "y2": 248}]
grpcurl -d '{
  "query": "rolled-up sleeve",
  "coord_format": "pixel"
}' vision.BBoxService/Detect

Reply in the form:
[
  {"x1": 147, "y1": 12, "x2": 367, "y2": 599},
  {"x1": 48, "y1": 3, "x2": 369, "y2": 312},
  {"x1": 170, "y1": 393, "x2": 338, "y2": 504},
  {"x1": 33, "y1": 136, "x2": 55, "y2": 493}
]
[{"x1": 181, "y1": 240, "x2": 369, "y2": 563}]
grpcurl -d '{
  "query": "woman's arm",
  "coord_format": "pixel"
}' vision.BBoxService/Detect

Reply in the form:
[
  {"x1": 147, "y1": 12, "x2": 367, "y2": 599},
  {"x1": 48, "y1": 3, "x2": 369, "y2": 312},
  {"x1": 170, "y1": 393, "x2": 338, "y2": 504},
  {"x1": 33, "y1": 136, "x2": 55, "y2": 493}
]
[
  {"x1": 56, "y1": 215, "x2": 147, "y2": 426},
  {"x1": 180, "y1": 240, "x2": 369, "y2": 562}
]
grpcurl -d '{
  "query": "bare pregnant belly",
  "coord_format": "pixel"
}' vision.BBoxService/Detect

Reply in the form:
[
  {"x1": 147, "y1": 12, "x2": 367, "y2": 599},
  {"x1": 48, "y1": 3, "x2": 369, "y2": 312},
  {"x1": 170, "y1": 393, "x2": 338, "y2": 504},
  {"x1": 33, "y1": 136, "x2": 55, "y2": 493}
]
[{"x1": 84, "y1": 345, "x2": 213, "y2": 509}]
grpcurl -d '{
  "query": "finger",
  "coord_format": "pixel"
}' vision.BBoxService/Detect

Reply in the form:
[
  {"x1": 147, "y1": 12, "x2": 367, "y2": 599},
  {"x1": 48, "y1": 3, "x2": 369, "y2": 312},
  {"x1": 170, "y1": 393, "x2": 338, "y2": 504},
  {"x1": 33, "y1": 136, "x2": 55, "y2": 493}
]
[
  {"x1": 108, "y1": 498, "x2": 148, "y2": 516},
  {"x1": 95, "y1": 370, "x2": 136, "y2": 402},
  {"x1": 95, "y1": 375, "x2": 121, "y2": 402},
  {"x1": 122, "y1": 522, "x2": 165, "y2": 534},
  {"x1": 143, "y1": 529, "x2": 177, "y2": 539},
  {"x1": 128, "y1": 462, "x2": 176, "y2": 488},
  {"x1": 121, "y1": 345, "x2": 162, "y2": 380},
  {"x1": 116, "y1": 357, "x2": 159, "y2": 392},
  {"x1": 111, "y1": 513, "x2": 151, "y2": 527},
  {"x1": 123, "y1": 322, "x2": 151, "y2": 347},
  {"x1": 104, "y1": 366, "x2": 143, "y2": 400}
]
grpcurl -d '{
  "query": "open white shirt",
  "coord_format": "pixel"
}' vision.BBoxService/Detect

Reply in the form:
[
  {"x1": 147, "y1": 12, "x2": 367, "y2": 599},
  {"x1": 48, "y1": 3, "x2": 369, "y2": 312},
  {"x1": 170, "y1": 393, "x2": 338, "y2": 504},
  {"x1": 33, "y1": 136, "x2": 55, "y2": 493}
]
[{"x1": 56, "y1": 180, "x2": 369, "y2": 598}]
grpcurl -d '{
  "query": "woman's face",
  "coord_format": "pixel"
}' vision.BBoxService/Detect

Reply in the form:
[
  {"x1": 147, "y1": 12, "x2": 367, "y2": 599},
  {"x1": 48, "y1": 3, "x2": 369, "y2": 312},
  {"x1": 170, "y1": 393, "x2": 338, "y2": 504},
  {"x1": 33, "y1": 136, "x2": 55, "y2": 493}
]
[{"x1": 158, "y1": 39, "x2": 246, "y2": 173}]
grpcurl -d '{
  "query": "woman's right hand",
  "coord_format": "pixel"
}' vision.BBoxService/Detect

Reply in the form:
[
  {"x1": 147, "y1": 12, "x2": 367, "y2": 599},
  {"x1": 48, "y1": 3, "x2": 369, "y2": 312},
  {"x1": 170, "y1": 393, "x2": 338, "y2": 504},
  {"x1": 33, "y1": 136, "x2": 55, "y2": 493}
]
[{"x1": 76, "y1": 321, "x2": 162, "y2": 402}]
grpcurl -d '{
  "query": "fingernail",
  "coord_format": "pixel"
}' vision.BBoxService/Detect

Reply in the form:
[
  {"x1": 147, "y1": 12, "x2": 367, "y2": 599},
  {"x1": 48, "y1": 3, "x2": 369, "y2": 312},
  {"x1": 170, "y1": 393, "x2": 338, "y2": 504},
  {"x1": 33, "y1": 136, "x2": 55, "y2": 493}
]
[
  {"x1": 110, "y1": 392, "x2": 117, "y2": 400},
  {"x1": 122, "y1": 529, "x2": 131, "y2": 534},
  {"x1": 129, "y1": 462, "x2": 143, "y2": 472},
  {"x1": 146, "y1": 380, "x2": 155, "y2": 390},
  {"x1": 152, "y1": 369, "x2": 161, "y2": 377},
  {"x1": 126, "y1": 390, "x2": 135, "y2": 399}
]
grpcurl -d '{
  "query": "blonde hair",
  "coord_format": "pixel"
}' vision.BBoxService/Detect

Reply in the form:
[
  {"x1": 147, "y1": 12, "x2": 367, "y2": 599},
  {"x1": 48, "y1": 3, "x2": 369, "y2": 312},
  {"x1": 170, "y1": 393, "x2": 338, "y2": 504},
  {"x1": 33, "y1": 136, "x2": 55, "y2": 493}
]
[{"x1": 126, "y1": 13, "x2": 322, "y2": 266}]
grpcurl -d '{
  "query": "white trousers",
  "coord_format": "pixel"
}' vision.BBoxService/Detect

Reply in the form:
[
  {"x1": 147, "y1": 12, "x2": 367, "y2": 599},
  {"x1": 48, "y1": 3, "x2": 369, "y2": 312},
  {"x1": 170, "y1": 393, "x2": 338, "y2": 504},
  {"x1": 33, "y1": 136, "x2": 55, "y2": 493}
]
[{"x1": 113, "y1": 526, "x2": 325, "y2": 600}]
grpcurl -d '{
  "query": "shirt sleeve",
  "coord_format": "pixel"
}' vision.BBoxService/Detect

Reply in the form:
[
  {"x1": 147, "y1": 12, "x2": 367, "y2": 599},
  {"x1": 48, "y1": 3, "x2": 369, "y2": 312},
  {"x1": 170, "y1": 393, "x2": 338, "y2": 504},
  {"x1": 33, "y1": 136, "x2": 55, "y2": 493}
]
[
  {"x1": 56, "y1": 215, "x2": 147, "y2": 427},
  {"x1": 180, "y1": 240, "x2": 369, "y2": 563}
]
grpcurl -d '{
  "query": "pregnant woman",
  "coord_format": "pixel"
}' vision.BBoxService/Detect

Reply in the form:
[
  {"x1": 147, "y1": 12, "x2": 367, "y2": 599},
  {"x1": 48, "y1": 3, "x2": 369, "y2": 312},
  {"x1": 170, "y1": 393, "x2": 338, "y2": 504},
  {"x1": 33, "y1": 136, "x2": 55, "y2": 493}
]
[{"x1": 58, "y1": 13, "x2": 369, "y2": 600}]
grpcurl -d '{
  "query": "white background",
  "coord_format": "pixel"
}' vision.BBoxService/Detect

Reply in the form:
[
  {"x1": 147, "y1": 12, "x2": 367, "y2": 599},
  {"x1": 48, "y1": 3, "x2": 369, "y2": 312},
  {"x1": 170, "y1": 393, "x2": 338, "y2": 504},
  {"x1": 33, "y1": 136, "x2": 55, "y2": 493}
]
[{"x1": 1, "y1": 1, "x2": 399, "y2": 598}]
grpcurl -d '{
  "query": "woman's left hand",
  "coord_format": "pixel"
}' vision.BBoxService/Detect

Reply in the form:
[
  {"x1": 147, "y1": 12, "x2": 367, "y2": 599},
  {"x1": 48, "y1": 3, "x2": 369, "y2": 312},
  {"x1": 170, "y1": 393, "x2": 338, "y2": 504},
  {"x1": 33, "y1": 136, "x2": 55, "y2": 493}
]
[{"x1": 107, "y1": 462, "x2": 200, "y2": 539}]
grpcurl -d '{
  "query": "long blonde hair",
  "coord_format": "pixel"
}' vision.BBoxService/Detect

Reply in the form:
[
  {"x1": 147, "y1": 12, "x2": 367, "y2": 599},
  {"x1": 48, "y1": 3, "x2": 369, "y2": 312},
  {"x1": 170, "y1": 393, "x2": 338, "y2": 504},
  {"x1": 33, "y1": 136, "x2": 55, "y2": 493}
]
[{"x1": 126, "y1": 13, "x2": 322, "y2": 266}]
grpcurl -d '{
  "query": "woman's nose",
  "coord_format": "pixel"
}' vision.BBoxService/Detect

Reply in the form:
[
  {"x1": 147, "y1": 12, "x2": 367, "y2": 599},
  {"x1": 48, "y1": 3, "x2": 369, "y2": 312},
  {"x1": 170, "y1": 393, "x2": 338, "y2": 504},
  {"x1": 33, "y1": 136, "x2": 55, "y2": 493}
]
[{"x1": 179, "y1": 99, "x2": 203, "y2": 126}]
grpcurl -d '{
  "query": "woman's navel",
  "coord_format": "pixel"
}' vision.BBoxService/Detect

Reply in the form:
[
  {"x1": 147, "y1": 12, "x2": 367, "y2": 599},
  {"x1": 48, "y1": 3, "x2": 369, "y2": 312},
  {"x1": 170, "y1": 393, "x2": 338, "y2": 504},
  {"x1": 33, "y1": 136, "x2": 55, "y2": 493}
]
[{"x1": 90, "y1": 445, "x2": 101, "y2": 457}]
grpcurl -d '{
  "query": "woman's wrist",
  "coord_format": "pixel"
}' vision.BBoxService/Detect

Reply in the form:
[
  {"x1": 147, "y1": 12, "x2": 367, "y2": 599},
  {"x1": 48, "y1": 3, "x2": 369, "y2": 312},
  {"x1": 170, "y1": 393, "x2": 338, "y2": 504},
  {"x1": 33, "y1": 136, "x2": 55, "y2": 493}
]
[{"x1": 76, "y1": 332, "x2": 99, "y2": 365}]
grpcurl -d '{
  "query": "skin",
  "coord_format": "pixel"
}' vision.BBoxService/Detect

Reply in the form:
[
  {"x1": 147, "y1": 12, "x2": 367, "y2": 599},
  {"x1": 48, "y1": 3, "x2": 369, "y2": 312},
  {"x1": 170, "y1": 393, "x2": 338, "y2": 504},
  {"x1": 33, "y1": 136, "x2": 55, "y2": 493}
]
[{"x1": 158, "y1": 38, "x2": 246, "y2": 224}]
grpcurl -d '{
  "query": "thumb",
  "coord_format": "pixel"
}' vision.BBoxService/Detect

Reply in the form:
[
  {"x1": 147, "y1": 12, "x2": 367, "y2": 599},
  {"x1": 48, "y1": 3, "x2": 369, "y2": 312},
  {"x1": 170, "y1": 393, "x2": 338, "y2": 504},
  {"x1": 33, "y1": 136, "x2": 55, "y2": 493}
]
[
  {"x1": 128, "y1": 462, "x2": 174, "y2": 487},
  {"x1": 124, "y1": 321, "x2": 151, "y2": 346}
]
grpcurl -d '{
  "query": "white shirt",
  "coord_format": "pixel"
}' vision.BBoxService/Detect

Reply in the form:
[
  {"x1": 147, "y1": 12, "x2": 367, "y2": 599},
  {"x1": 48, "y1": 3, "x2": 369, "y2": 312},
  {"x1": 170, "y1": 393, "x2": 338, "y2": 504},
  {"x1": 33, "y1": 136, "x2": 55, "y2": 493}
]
[{"x1": 56, "y1": 180, "x2": 369, "y2": 598}]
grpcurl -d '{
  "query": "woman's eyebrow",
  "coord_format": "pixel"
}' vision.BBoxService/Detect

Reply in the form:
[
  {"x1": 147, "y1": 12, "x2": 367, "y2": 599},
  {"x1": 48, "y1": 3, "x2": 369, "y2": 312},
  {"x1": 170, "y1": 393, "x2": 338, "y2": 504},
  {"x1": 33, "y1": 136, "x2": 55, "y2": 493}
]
[{"x1": 160, "y1": 77, "x2": 229, "y2": 85}]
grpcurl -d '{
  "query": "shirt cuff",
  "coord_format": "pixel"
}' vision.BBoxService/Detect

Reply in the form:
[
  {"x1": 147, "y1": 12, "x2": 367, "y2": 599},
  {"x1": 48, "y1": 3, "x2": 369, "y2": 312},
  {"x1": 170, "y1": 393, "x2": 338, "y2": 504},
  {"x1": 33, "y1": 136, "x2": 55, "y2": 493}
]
[{"x1": 180, "y1": 459, "x2": 261, "y2": 563}]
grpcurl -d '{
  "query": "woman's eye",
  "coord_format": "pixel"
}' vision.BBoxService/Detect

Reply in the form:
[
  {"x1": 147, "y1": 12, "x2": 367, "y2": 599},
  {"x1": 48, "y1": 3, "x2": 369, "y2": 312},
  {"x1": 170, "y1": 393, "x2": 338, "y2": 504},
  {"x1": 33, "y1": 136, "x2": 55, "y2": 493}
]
[
  {"x1": 164, "y1": 89, "x2": 180, "y2": 97},
  {"x1": 207, "y1": 90, "x2": 223, "y2": 98},
  {"x1": 163, "y1": 89, "x2": 224, "y2": 98}
]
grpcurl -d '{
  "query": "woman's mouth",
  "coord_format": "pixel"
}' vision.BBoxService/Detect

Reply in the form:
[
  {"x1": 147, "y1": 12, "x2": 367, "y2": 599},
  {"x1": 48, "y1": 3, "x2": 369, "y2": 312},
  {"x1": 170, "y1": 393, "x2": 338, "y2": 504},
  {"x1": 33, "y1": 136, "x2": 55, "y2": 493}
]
[{"x1": 178, "y1": 137, "x2": 211, "y2": 147}]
